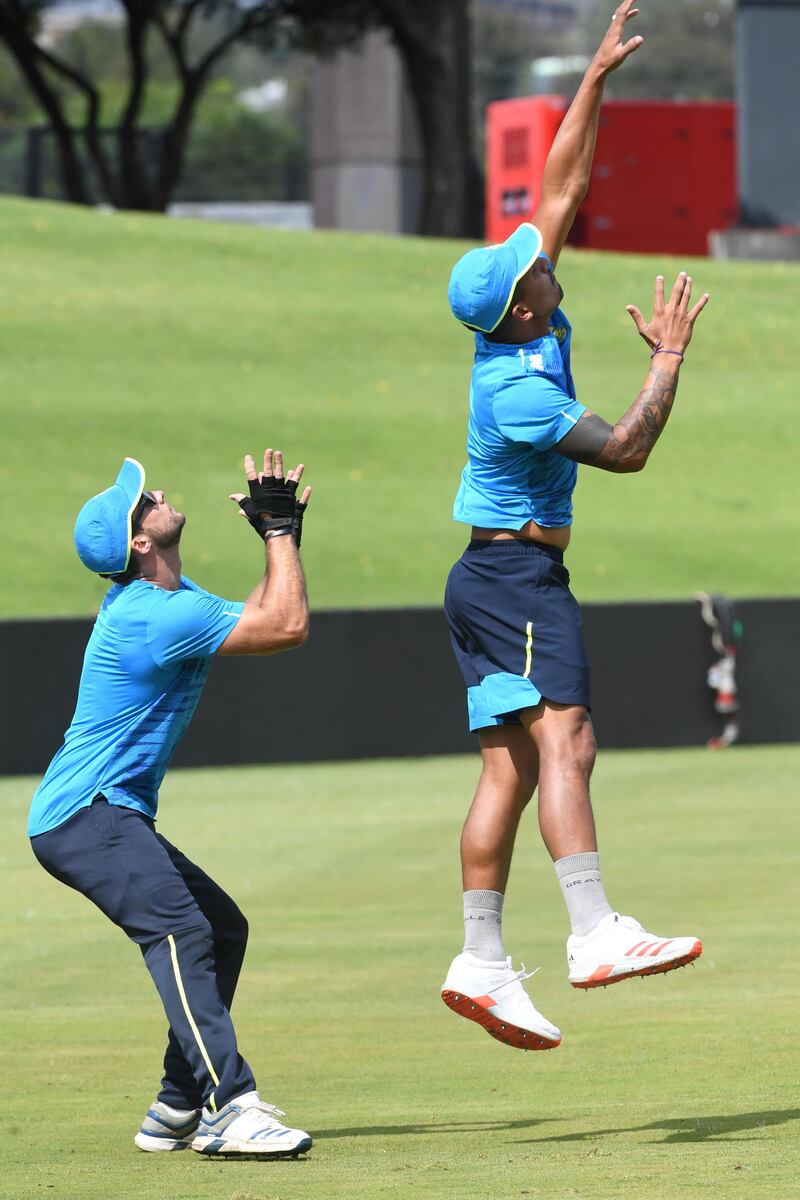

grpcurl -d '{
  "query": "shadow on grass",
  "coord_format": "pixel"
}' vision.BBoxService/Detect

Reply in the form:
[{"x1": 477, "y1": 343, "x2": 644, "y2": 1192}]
[
  {"x1": 513, "y1": 1108, "x2": 800, "y2": 1145},
  {"x1": 313, "y1": 1110, "x2": 799, "y2": 1146},
  {"x1": 315, "y1": 1118, "x2": 559, "y2": 1140}
]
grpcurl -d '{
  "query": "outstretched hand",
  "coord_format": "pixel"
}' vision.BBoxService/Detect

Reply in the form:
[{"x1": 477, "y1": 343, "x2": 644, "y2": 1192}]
[
  {"x1": 626, "y1": 272, "x2": 710, "y2": 356},
  {"x1": 593, "y1": 1, "x2": 643, "y2": 75},
  {"x1": 230, "y1": 448, "x2": 312, "y2": 545},
  {"x1": 245, "y1": 449, "x2": 311, "y2": 510}
]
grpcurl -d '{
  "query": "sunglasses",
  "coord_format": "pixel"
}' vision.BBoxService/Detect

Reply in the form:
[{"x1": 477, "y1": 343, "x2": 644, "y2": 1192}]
[{"x1": 131, "y1": 490, "x2": 157, "y2": 531}]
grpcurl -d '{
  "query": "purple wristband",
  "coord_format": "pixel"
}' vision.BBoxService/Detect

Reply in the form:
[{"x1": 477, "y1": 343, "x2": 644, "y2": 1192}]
[{"x1": 651, "y1": 348, "x2": 684, "y2": 360}]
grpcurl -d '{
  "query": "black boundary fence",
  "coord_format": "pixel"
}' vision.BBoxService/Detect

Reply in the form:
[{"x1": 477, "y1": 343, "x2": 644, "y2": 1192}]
[{"x1": 1, "y1": 598, "x2": 797, "y2": 778}]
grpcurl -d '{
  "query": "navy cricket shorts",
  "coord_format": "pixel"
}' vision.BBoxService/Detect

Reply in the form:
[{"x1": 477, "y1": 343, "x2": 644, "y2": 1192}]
[{"x1": 444, "y1": 539, "x2": 591, "y2": 732}]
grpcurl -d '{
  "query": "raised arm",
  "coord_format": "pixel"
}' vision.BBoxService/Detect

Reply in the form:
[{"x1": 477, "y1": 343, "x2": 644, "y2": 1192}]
[
  {"x1": 555, "y1": 272, "x2": 709, "y2": 473},
  {"x1": 217, "y1": 449, "x2": 311, "y2": 655},
  {"x1": 533, "y1": 1, "x2": 642, "y2": 267}
]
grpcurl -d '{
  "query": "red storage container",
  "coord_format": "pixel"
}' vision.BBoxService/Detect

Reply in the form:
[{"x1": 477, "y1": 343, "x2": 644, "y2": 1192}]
[
  {"x1": 486, "y1": 96, "x2": 736, "y2": 256},
  {"x1": 485, "y1": 96, "x2": 567, "y2": 244}
]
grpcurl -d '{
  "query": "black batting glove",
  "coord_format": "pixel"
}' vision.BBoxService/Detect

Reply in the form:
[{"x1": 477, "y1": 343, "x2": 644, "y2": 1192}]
[
  {"x1": 293, "y1": 497, "x2": 308, "y2": 548},
  {"x1": 247, "y1": 473, "x2": 297, "y2": 522},
  {"x1": 232, "y1": 449, "x2": 309, "y2": 544},
  {"x1": 237, "y1": 498, "x2": 293, "y2": 541}
]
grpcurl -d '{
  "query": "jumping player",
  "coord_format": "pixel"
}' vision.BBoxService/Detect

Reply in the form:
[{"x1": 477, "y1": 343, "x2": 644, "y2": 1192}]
[
  {"x1": 28, "y1": 450, "x2": 314, "y2": 1155},
  {"x1": 441, "y1": 2, "x2": 709, "y2": 1050}
]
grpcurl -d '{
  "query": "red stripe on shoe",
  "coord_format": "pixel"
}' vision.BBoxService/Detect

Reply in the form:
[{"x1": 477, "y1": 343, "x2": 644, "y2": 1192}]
[
  {"x1": 571, "y1": 940, "x2": 703, "y2": 989},
  {"x1": 473, "y1": 994, "x2": 497, "y2": 1010},
  {"x1": 649, "y1": 940, "x2": 673, "y2": 956},
  {"x1": 625, "y1": 941, "x2": 648, "y2": 956},
  {"x1": 586, "y1": 964, "x2": 614, "y2": 983},
  {"x1": 636, "y1": 942, "x2": 659, "y2": 957}
]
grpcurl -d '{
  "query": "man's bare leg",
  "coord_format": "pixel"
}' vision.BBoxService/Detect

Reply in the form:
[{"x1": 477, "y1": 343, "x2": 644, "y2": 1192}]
[
  {"x1": 521, "y1": 700, "x2": 598, "y2": 861},
  {"x1": 520, "y1": 699, "x2": 613, "y2": 937},
  {"x1": 459, "y1": 706, "x2": 606, "y2": 948},
  {"x1": 441, "y1": 722, "x2": 561, "y2": 1050},
  {"x1": 461, "y1": 724, "x2": 539, "y2": 893}
]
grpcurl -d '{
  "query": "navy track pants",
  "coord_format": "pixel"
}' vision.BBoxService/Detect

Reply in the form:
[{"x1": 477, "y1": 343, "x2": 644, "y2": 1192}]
[{"x1": 31, "y1": 797, "x2": 256, "y2": 1111}]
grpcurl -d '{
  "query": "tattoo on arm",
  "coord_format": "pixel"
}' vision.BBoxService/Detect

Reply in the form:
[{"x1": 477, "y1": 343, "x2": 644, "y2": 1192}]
[{"x1": 556, "y1": 362, "x2": 681, "y2": 473}]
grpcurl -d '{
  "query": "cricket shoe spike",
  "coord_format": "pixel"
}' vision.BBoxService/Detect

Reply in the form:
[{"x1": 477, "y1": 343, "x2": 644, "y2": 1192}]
[
  {"x1": 441, "y1": 951, "x2": 561, "y2": 1051},
  {"x1": 567, "y1": 912, "x2": 702, "y2": 989},
  {"x1": 191, "y1": 1090, "x2": 312, "y2": 1158},
  {"x1": 134, "y1": 1100, "x2": 201, "y2": 1151}
]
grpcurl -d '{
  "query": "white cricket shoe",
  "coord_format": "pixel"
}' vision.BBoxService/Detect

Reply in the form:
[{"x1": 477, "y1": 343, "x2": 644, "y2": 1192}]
[
  {"x1": 134, "y1": 1100, "x2": 201, "y2": 1151},
  {"x1": 191, "y1": 1091, "x2": 312, "y2": 1158},
  {"x1": 567, "y1": 912, "x2": 702, "y2": 989},
  {"x1": 441, "y1": 951, "x2": 561, "y2": 1051}
]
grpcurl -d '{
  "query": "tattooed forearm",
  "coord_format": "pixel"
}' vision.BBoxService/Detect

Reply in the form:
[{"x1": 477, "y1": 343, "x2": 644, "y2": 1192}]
[
  {"x1": 609, "y1": 362, "x2": 679, "y2": 468},
  {"x1": 556, "y1": 358, "x2": 682, "y2": 473}
]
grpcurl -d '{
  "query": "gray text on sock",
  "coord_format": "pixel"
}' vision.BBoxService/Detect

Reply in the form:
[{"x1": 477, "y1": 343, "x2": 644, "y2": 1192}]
[
  {"x1": 554, "y1": 852, "x2": 613, "y2": 937},
  {"x1": 463, "y1": 889, "x2": 505, "y2": 961}
]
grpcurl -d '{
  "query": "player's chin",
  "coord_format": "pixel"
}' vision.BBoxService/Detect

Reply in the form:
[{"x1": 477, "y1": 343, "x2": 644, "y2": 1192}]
[{"x1": 164, "y1": 512, "x2": 186, "y2": 544}]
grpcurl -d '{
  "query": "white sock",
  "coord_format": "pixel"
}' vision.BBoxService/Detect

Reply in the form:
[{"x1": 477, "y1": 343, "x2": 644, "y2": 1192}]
[
  {"x1": 554, "y1": 852, "x2": 613, "y2": 937},
  {"x1": 160, "y1": 1101, "x2": 200, "y2": 1118},
  {"x1": 463, "y1": 889, "x2": 505, "y2": 960}
]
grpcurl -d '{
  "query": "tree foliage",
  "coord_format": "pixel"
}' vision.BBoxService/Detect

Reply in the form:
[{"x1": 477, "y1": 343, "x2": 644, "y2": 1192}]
[
  {"x1": 0, "y1": 1, "x2": 378, "y2": 210},
  {"x1": 0, "y1": 0, "x2": 477, "y2": 234},
  {"x1": 471, "y1": 0, "x2": 564, "y2": 156},
  {"x1": 579, "y1": 0, "x2": 735, "y2": 100}
]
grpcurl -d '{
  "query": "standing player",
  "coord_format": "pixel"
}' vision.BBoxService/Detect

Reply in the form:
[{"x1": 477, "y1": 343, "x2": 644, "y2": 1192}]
[
  {"x1": 29, "y1": 449, "x2": 314, "y2": 1156},
  {"x1": 441, "y1": 2, "x2": 709, "y2": 1050}
]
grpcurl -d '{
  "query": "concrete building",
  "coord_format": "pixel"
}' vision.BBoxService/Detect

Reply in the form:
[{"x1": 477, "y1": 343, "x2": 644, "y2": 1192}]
[{"x1": 310, "y1": 31, "x2": 423, "y2": 236}]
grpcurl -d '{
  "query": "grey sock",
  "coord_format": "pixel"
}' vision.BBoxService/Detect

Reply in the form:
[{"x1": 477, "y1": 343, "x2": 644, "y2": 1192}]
[
  {"x1": 463, "y1": 889, "x2": 505, "y2": 961},
  {"x1": 554, "y1": 852, "x2": 613, "y2": 937}
]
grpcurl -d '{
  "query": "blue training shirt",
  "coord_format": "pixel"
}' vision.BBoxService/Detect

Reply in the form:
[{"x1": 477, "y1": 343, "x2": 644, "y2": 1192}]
[
  {"x1": 453, "y1": 307, "x2": 586, "y2": 529},
  {"x1": 28, "y1": 577, "x2": 243, "y2": 837}
]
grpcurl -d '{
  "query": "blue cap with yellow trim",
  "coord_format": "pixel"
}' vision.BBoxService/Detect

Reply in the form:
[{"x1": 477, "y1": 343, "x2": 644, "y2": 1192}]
[
  {"x1": 73, "y1": 457, "x2": 146, "y2": 575},
  {"x1": 448, "y1": 222, "x2": 544, "y2": 333}
]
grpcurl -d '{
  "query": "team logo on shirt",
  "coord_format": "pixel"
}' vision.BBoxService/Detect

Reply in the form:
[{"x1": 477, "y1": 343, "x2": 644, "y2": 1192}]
[{"x1": 517, "y1": 349, "x2": 544, "y2": 372}]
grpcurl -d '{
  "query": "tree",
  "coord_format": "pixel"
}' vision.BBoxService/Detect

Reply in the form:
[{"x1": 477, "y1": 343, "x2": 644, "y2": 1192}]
[
  {"x1": 272, "y1": 0, "x2": 479, "y2": 236},
  {"x1": 369, "y1": 0, "x2": 477, "y2": 237},
  {"x1": 0, "y1": 0, "x2": 479, "y2": 234},
  {"x1": 0, "y1": 0, "x2": 376, "y2": 211},
  {"x1": 471, "y1": 0, "x2": 564, "y2": 159}
]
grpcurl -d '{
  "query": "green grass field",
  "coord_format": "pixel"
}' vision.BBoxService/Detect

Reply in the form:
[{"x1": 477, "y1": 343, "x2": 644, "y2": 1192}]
[
  {"x1": 3, "y1": 746, "x2": 798, "y2": 1199},
  {"x1": 1, "y1": 196, "x2": 798, "y2": 617}
]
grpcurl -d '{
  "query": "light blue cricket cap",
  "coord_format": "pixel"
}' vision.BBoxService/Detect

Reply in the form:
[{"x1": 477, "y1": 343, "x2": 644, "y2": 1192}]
[
  {"x1": 448, "y1": 222, "x2": 544, "y2": 333},
  {"x1": 73, "y1": 457, "x2": 146, "y2": 575}
]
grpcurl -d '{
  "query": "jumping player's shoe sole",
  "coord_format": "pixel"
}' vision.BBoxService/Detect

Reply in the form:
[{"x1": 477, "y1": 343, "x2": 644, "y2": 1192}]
[
  {"x1": 441, "y1": 987, "x2": 561, "y2": 1051},
  {"x1": 570, "y1": 939, "x2": 703, "y2": 989}
]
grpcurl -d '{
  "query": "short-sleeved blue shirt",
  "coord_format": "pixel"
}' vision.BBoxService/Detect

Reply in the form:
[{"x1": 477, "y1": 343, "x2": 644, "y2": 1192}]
[
  {"x1": 28, "y1": 577, "x2": 243, "y2": 837},
  {"x1": 453, "y1": 307, "x2": 586, "y2": 529}
]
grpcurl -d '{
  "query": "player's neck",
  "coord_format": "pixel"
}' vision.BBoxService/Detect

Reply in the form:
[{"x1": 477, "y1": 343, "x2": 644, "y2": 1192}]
[
  {"x1": 517, "y1": 316, "x2": 550, "y2": 343},
  {"x1": 489, "y1": 313, "x2": 551, "y2": 345},
  {"x1": 141, "y1": 549, "x2": 182, "y2": 591}
]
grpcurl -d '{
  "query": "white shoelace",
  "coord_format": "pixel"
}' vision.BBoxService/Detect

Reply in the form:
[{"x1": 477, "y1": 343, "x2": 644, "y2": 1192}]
[
  {"x1": 487, "y1": 960, "x2": 541, "y2": 999},
  {"x1": 615, "y1": 913, "x2": 645, "y2": 933}
]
